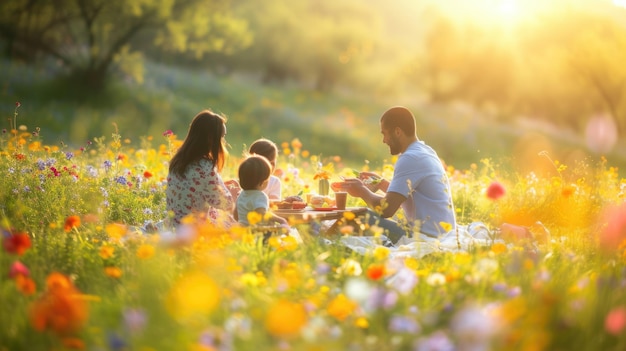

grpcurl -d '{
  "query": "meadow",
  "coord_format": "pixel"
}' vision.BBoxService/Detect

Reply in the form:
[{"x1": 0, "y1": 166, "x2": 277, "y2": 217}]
[{"x1": 2, "y1": 100, "x2": 626, "y2": 351}]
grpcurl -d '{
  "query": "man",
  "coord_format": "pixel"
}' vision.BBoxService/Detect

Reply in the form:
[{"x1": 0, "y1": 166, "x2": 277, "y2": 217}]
[{"x1": 335, "y1": 106, "x2": 456, "y2": 244}]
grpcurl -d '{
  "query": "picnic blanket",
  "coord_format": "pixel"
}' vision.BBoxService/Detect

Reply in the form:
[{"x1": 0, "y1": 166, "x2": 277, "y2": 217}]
[{"x1": 340, "y1": 222, "x2": 501, "y2": 259}]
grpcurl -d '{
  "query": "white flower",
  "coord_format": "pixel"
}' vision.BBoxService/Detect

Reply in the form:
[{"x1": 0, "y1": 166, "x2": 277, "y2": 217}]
[{"x1": 426, "y1": 272, "x2": 447, "y2": 286}]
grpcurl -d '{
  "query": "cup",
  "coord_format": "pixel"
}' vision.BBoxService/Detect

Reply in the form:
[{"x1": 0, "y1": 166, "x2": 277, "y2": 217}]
[
  {"x1": 334, "y1": 192, "x2": 347, "y2": 210},
  {"x1": 306, "y1": 192, "x2": 316, "y2": 204}
]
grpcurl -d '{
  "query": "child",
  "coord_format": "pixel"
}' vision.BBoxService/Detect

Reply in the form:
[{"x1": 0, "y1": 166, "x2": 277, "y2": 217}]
[
  {"x1": 248, "y1": 138, "x2": 281, "y2": 200},
  {"x1": 236, "y1": 155, "x2": 289, "y2": 231}
]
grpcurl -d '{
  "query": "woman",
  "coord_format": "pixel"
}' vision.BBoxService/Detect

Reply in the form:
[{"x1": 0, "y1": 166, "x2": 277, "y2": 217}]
[{"x1": 165, "y1": 110, "x2": 240, "y2": 226}]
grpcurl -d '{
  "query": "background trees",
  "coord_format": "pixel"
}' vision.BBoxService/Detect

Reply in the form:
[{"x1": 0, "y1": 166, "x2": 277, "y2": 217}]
[{"x1": 0, "y1": 0, "x2": 251, "y2": 89}]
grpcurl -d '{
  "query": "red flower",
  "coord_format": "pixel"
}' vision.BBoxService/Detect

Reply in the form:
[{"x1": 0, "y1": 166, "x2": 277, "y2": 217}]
[
  {"x1": 10, "y1": 260, "x2": 30, "y2": 278},
  {"x1": 605, "y1": 307, "x2": 626, "y2": 335},
  {"x1": 486, "y1": 181, "x2": 506, "y2": 200},
  {"x1": 3, "y1": 231, "x2": 32, "y2": 255},
  {"x1": 64, "y1": 216, "x2": 81, "y2": 232},
  {"x1": 599, "y1": 203, "x2": 626, "y2": 254},
  {"x1": 366, "y1": 264, "x2": 386, "y2": 280},
  {"x1": 143, "y1": 171, "x2": 153, "y2": 179},
  {"x1": 16, "y1": 101, "x2": 21, "y2": 108}
]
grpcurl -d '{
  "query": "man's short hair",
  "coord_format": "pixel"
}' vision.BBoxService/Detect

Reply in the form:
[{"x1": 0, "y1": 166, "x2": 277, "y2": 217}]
[{"x1": 380, "y1": 106, "x2": 416, "y2": 136}]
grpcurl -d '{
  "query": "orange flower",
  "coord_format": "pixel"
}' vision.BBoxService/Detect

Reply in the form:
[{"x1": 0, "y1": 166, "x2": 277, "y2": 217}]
[
  {"x1": 104, "y1": 266, "x2": 123, "y2": 278},
  {"x1": 136, "y1": 244, "x2": 155, "y2": 259},
  {"x1": 99, "y1": 245, "x2": 115, "y2": 259},
  {"x1": 366, "y1": 264, "x2": 386, "y2": 280},
  {"x1": 265, "y1": 299, "x2": 308, "y2": 338},
  {"x1": 29, "y1": 272, "x2": 89, "y2": 337},
  {"x1": 16, "y1": 275, "x2": 36, "y2": 295},
  {"x1": 64, "y1": 216, "x2": 81, "y2": 232},
  {"x1": 327, "y1": 294, "x2": 357, "y2": 321},
  {"x1": 3, "y1": 231, "x2": 32, "y2": 255},
  {"x1": 143, "y1": 171, "x2": 153, "y2": 179}
]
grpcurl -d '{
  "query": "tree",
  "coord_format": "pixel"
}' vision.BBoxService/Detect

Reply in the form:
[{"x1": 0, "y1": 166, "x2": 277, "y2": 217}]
[{"x1": 0, "y1": 0, "x2": 252, "y2": 90}]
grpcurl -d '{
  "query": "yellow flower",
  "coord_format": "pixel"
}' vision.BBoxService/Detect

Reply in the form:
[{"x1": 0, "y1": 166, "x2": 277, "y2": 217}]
[
  {"x1": 327, "y1": 294, "x2": 357, "y2": 321},
  {"x1": 136, "y1": 244, "x2": 155, "y2": 259},
  {"x1": 104, "y1": 266, "x2": 122, "y2": 278},
  {"x1": 99, "y1": 245, "x2": 115, "y2": 259},
  {"x1": 439, "y1": 221, "x2": 453, "y2": 233},
  {"x1": 166, "y1": 271, "x2": 221, "y2": 320},
  {"x1": 373, "y1": 246, "x2": 390, "y2": 261},
  {"x1": 105, "y1": 223, "x2": 127, "y2": 241},
  {"x1": 491, "y1": 242, "x2": 508, "y2": 254},
  {"x1": 355, "y1": 317, "x2": 369, "y2": 329},
  {"x1": 247, "y1": 211, "x2": 262, "y2": 226},
  {"x1": 265, "y1": 299, "x2": 308, "y2": 338}
]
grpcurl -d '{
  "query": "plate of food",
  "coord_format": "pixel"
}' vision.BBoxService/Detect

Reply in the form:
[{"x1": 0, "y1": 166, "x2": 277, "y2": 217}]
[
  {"x1": 274, "y1": 208, "x2": 305, "y2": 214},
  {"x1": 312, "y1": 207, "x2": 338, "y2": 211}
]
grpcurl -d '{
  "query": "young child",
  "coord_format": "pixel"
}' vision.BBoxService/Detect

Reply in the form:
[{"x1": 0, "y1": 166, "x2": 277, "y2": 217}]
[
  {"x1": 248, "y1": 138, "x2": 281, "y2": 200},
  {"x1": 236, "y1": 155, "x2": 289, "y2": 230}
]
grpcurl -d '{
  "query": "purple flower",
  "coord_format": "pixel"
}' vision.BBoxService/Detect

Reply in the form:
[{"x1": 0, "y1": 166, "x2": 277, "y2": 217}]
[
  {"x1": 389, "y1": 315, "x2": 420, "y2": 333},
  {"x1": 115, "y1": 176, "x2": 127, "y2": 185},
  {"x1": 36, "y1": 159, "x2": 46, "y2": 171},
  {"x1": 123, "y1": 308, "x2": 147, "y2": 333},
  {"x1": 103, "y1": 160, "x2": 112, "y2": 170}
]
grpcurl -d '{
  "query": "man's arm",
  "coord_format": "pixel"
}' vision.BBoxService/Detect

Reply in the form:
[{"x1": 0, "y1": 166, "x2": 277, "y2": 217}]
[{"x1": 340, "y1": 179, "x2": 405, "y2": 218}]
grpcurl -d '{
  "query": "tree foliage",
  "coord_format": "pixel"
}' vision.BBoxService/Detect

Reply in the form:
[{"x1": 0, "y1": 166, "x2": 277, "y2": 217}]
[{"x1": 0, "y1": 0, "x2": 251, "y2": 89}]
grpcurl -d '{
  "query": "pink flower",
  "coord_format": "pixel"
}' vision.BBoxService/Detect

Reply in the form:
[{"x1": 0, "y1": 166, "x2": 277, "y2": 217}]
[
  {"x1": 163, "y1": 130, "x2": 173, "y2": 137},
  {"x1": 598, "y1": 203, "x2": 626, "y2": 254},
  {"x1": 605, "y1": 307, "x2": 626, "y2": 335},
  {"x1": 10, "y1": 261, "x2": 30, "y2": 278},
  {"x1": 486, "y1": 181, "x2": 506, "y2": 200},
  {"x1": 15, "y1": 101, "x2": 21, "y2": 108}
]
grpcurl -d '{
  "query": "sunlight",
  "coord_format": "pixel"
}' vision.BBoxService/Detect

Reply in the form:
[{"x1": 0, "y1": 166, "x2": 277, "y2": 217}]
[
  {"x1": 614, "y1": 0, "x2": 626, "y2": 9},
  {"x1": 497, "y1": 0, "x2": 520, "y2": 19}
]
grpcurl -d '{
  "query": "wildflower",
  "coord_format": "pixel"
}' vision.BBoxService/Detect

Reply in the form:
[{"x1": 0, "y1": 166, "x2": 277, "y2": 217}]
[
  {"x1": 99, "y1": 245, "x2": 115, "y2": 259},
  {"x1": 123, "y1": 308, "x2": 147, "y2": 333},
  {"x1": 247, "y1": 211, "x2": 262, "y2": 226},
  {"x1": 355, "y1": 317, "x2": 369, "y2": 329},
  {"x1": 105, "y1": 223, "x2": 127, "y2": 241},
  {"x1": 491, "y1": 242, "x2": 507, "y2": 254},
  {"x1": 115, "y1": 176, "x2": 127, "y2": 185},
  {"x1": 326, "y1": 294, "x2": 357, "y2": 321},
  {"x1": 104, "y1": 266, "x2": 123, "y2": 278},
  {"x1": 598, "y1": 203, "x2": 626, "y2": 254},
  {"x1": 9, "y1": 260, "x2": 30, "y2": 278},
  {"x1": 343, "y1": 211, "x2": 356, "y2": 221},
  {"x1": 3, "y1": 231, "x2": 32, "y2": 255},
  {"x1": 367, "y1": 264, "x2": 386, "y2": 280},
  {"x1": 605, "y1": 306, "x2": 626, "y2": 335},
  {"x1": 439, "y1": 221, "x2": 453, "y2": 233},
  {"x1": 29, "y1": 272, "x2": 89, "y2": 336},
  {"x1": 65, "y1": 152, "x2": 74, "y2": 160},
  {"x1": 486, "y1": 181, "x2": 506, "y2": 200},
  {"x1": 561, "y1": 185, "x2": 575, "y2": 198},
  {"x1": 16, "y1": 101, "x2": 21, "y2": 108},
  {"x1": 338, "y1": 259, "x2": 362, "y2": 276},
  {"x1": 426, "y1": 272, "x2": 447, "y2": 286},
  {"x1": 16, "y1": 275, "x2": 36, "y2": 295},
  {"x1": 265, "y1": 299, "x2": 308, "y2": 338},
  {"x1": 373, "y1": 245, "x2": 390, "y2": 260},
  {"x1": 143, "y1": 170, "x2": 153, "y2": 179},
  {"x1": 166, "y1": 271, "x2": 220, "y2": 320},
  {"x1": 389, "y1": 315, "x2": 420, "y2": 333},
  {"x1": 387, "y1": 267, "x2": 418, "y2": 295},
  {"x1": 163, "y1": 130, "x2": 173, "y2": 137},
  {"x1": 450, "y1": 304, "x2": 500, "y2": 349},
  {"x1": 64, "y1": 215, "x2": 81, "y2": 232},
  {"x1": 136, "y1": 244, "x2": 155, "y2": 259},
  {"x1": 103, "y1": 160, "x2": 112, "y2": 170}
]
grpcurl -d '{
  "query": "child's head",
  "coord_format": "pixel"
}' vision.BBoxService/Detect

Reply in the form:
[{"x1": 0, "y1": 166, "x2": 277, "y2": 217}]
[
  {"x1": 238, "y1": 155, "x2": 272, "y2": 190},
  {"x1": 248, "y1": 138, "x2": 278, "y2": 170}
]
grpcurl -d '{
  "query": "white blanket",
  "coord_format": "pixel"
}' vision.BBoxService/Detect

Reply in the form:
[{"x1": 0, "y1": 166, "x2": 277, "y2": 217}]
[{"x1": 340, "y1": 222, "x2": 500, "y2": 259}]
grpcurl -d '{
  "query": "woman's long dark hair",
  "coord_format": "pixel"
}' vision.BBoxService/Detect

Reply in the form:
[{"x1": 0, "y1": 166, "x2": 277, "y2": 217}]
[{"x1": 169, "y1": 110, "x2": 227, "y2": 177}]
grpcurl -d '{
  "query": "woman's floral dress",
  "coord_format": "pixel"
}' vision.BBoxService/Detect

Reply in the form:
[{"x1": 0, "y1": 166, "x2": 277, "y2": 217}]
[{"x1": 166, "y1": 158, "x2": 234, "y2": 225}]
